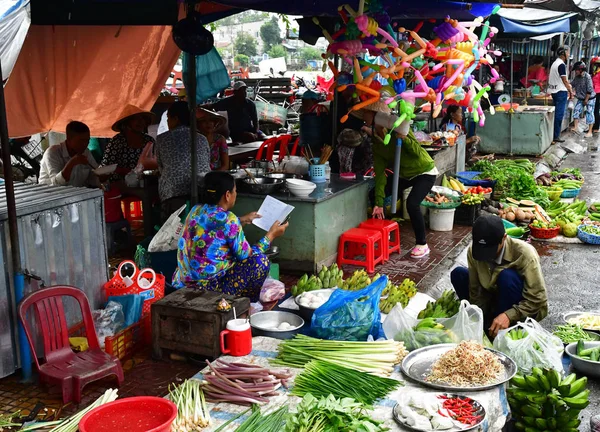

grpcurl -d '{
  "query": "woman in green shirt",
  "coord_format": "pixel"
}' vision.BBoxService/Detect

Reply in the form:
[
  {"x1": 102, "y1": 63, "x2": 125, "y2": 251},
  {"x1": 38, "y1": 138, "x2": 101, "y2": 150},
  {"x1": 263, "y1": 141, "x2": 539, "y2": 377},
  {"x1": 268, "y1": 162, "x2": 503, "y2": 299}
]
[{"x1": 365, "y1": 111, "x2": 437, "y2": 258}]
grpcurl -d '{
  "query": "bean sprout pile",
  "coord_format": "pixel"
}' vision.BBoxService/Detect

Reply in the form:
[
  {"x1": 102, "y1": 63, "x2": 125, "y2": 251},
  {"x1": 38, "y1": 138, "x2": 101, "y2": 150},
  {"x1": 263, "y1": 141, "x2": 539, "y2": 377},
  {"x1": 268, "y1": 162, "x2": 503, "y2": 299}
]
[{"x1": 428, "y1": 341, "x2": 503, "y2": 386}]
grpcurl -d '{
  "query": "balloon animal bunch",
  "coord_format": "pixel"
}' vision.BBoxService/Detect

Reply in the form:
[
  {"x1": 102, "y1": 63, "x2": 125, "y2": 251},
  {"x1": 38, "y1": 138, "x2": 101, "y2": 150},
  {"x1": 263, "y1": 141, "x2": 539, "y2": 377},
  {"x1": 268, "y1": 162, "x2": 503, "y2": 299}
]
[{"x1": 316, "y1": 0, "x2": 502, "y2": 144}]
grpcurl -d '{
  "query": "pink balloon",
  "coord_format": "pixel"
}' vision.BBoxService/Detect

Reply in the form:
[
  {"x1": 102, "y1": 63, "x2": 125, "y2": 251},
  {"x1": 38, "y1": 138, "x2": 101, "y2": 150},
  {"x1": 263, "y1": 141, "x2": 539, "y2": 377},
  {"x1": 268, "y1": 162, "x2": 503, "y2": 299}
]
[{"x1": 441, "y1": 64, "x2": 464, "y2": 91}]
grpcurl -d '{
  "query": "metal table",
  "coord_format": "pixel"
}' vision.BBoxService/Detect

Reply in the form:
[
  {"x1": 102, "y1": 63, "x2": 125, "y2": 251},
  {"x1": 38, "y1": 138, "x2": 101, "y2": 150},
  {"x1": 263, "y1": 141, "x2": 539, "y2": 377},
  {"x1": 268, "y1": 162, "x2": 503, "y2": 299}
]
[{"x1": 228, "y1": 141, "x2": 264, "y2": 166}]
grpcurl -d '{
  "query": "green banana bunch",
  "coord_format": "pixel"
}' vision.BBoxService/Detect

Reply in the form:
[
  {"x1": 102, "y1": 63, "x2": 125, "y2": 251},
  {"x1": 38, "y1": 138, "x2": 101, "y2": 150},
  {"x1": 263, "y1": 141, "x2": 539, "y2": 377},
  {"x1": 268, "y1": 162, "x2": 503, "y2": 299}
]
[
  {"x1": 418, "y1": 290, "x2": 461, "y2": 319},
  {"x1": 317, "y1": 264, "x2": 344, "y2": 289},
  {"x1": 379, "y1": 278, "x2": 417, "y2": 314},
  {"x1": 509, "y1": 368, "x2": 589, "y2": 432},
  {"x1": 291, "y1": 274, "x2": 323, "y2": 297},
  {"x1": 341, "y1": 270, "x2": 372, "y2": 291}
]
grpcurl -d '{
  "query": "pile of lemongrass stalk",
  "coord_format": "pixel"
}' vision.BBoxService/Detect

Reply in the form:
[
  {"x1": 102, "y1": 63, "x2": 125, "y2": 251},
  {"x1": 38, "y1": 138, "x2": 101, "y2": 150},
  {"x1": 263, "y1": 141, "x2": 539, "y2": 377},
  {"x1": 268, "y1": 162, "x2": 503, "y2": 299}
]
[
  {"x1": 200, "y1": 359, "x2": 291, "y2": 405},
  {"x1": 271, "y1": 334, "x2": 408, "y2": 375},
  {"x1": 168, "y1": 379, "x2": 211, "y2": 431},
  {"x1": 48, "y1": 389, "x2": 118, "y2": 432}
]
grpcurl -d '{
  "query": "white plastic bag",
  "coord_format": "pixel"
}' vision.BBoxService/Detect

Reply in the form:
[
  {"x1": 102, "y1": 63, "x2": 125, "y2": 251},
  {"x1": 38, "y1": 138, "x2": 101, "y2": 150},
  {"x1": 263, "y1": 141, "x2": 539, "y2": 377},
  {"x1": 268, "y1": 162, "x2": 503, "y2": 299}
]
[
  {"x1": 383, "y1": 300, "x2": 483, "y2": 351},
  {"x1": 148, "y1": 205, "x2": 186, "y2": 252},
  {"x1": 93, "y1": 301, "x2": 125, "y2": 348},
  {"x1": 259, "y1": 277, "x2": 285, "y2": 303},
  {"x1": 493, "y1": 317, "x2": 564, "y2": 375}
]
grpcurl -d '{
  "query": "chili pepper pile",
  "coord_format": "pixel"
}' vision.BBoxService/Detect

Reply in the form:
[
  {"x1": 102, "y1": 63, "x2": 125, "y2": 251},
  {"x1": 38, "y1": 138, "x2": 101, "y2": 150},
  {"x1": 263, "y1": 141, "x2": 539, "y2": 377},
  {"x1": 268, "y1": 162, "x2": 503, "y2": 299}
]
[{"x1": 438, "y1": 395, "x2": 483, "y2": 426}]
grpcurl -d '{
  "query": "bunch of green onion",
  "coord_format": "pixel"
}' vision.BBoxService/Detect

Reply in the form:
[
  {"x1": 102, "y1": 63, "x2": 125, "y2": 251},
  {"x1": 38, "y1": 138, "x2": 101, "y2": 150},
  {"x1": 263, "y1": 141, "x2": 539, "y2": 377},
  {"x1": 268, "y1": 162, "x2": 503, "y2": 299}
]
[
  {"x1": 169, "y1": 379, "x2": 211, "y2": 432},
  {"x1": 292, "y1": 360, "x2": 402, "y2": 405},
  {"x1": 271, "y1": 334, "x2": 407, "y2": 375},
  {"x1": 235, "y1": 405, "x2": 287, "y2": 432},
  {"x1": 48, "y1": 389, "x2": 118, "y2": 432},
  {"x1": 0, "y1": 411, "x2": 21, "y2": 429}
]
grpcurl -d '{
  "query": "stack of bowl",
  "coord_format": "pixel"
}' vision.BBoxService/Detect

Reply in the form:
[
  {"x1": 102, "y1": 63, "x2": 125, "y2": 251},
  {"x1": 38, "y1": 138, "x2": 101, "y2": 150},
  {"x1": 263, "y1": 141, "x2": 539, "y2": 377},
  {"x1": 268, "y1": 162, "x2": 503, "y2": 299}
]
[{"x1": 287, "y1": 179, "x2": 317, "y2": 197}]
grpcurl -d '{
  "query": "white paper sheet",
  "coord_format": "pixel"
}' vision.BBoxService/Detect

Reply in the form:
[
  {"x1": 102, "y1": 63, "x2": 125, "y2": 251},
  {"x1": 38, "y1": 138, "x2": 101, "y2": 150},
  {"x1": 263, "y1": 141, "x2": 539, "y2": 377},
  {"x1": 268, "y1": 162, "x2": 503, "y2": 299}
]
[{"x1": 253, "y1": 195, "x2": 294, "y2": 231}]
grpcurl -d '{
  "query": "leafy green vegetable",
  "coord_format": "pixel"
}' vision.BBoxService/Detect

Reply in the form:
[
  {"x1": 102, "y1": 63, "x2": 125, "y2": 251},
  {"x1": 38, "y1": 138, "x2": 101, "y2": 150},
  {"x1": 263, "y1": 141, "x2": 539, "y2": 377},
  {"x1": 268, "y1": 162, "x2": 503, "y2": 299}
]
[
  {"x1": 292, "y1": 360, "x2": 402, "y2": 405},
  {"x1": 284, "y1": 394, "x2": 389, "y2": 432}
]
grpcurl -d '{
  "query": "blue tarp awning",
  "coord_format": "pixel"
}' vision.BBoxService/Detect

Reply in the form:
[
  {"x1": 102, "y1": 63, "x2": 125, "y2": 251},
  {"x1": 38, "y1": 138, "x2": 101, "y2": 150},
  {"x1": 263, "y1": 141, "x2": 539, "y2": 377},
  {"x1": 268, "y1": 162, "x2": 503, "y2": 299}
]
[{"x1": 499, "y1": 15, "x2": 571, "y2": 36}]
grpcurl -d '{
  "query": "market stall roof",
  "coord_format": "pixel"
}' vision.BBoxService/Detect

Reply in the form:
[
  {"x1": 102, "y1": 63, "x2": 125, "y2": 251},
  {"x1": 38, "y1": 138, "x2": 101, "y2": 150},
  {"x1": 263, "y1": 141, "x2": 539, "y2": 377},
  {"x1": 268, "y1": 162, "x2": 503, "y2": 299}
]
[
  {"x1": 5, "y1": 24, "x2": 180, "y2": 137},
  {"x1": 523, "y1": 0, "x2": 600, "y2": 14},
  {"x1": 199, "y1": 0, "x2": 499, "y2": 22},
  {"x1": 492, "y1": 7, "x2": 578, "y2": 37}
]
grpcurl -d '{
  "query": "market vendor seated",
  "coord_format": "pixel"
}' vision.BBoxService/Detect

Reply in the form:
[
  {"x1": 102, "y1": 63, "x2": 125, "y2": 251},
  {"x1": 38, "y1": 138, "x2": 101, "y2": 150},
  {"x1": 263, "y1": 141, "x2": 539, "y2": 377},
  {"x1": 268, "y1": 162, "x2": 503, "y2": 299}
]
[
  {"x1": 39, "y1": 121, "x2": 100, "y2": 188},
  {"x1": 101, "y1": 105, "x2": 157, "y2": 180},
  {"x1": 451, "y1": 216, "x2": 548, "y2": 337},
  {"x1": 173, "y1": 171, "x2": 289, "y2": 301},
  {"x1": 205, "y1": 81, "x2": 266, "y2": 143},
  {"x1": 440, "y1": 106, "x2": 480, "y2": 164}
]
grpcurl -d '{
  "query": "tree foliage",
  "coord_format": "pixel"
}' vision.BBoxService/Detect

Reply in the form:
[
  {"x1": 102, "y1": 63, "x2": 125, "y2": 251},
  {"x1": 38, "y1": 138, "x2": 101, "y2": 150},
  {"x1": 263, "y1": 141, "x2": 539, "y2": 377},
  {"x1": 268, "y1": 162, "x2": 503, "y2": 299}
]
[
  {"x1": 299, "y1": 46, "x2": 323, "y2": 63},
  {"x1": 234, "y1": 54, "x2": 249, "y2": 67},
  {"x1": 234, "y1": 32, "x2": 258, "y2": 57},
  {"x1": 260, "y1": 16, "x2": 282, "y2": 52},
  {"x1": 268, "y1": 45, "x2": 287, "y2": 59}
]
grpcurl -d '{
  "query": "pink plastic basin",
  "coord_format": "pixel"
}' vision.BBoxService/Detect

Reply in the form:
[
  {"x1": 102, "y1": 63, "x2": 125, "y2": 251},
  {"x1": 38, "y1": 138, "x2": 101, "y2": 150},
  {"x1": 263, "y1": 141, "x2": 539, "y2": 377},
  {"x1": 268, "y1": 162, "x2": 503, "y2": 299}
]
[{"x1": 79, "y1": 396, "x2": 177, "y2": 432}]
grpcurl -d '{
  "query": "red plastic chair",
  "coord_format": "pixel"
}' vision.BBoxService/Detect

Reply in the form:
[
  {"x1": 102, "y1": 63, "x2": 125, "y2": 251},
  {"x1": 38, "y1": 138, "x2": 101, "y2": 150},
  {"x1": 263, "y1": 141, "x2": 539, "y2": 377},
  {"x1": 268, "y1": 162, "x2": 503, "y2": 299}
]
[
  {"x1": 290, "y1": 137, "x2": 299, "y2": 156},
  {"x1": 272, "y1": 134, "x2": 292, "y2": 162},
  {"x1": 18, "y1": 286, "x2": 124, "y2": 404},
  {"x1": 255, "y1": 136, "x2": 279, "y2": 161}
]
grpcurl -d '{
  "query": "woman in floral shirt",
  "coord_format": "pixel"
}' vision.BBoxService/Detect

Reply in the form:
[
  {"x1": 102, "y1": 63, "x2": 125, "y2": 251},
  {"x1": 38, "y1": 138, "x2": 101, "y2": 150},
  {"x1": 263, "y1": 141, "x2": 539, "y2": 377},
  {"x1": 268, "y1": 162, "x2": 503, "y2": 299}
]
[{"x1": 173, "y1": 172, "x2": 288, "y2": 300}]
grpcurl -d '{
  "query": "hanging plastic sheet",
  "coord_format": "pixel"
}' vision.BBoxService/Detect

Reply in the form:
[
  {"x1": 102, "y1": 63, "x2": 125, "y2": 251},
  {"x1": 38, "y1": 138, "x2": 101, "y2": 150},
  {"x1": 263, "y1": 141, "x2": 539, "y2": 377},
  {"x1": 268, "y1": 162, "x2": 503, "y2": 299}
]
[
  {"x1": 0, "y1": 0, "x2": 30, "y2": 81},
  {"x1": 183, "y1": 47, "x2": 230, "y2": 104}
]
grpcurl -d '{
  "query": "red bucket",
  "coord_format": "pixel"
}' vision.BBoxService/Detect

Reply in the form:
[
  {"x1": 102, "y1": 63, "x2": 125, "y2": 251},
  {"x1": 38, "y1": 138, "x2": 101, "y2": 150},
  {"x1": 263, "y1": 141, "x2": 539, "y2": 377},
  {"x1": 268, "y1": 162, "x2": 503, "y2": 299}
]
[{"x1": 79, "y1": 397, "x2": 177, "y2": 432}]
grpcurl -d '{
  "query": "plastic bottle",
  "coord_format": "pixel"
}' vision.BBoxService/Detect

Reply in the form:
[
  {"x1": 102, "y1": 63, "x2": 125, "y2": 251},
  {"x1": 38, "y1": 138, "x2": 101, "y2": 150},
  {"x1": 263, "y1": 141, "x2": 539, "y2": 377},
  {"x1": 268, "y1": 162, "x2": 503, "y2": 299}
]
[{"x1": 324, "y1": 161, "x2": 331, "y2": 181}]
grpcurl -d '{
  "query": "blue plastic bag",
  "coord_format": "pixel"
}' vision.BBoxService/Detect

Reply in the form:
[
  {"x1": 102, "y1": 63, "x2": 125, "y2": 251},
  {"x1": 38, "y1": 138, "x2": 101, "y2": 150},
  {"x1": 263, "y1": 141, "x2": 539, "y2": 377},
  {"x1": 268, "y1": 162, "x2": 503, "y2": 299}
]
[
  {"x1": 311, "y1": 276, "x2": 387, "y2": 341},
  {"x1": 183, "y1": 48, "x2": 230, "y2": 103}
]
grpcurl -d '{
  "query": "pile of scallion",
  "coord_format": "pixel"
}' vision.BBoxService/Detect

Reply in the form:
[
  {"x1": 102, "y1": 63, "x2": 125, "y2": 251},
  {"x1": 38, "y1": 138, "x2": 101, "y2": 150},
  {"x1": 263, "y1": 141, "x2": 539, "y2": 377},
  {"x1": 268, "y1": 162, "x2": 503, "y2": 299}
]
[
  {"x1": 47, "y1": 389, "x2": 118, "y2": 432},
  {"x1": 292, "y1": 360, "x2": 402, "y2": 405},
  {"x1": 271, "y1": 334, "x2": 408, "y2": 375},
  {"x1": 234, "y1": 406, "x2": 287, "y2": 432},
  {"x1": 169, "y1": 379, "x2": 211, "y2": 431}
]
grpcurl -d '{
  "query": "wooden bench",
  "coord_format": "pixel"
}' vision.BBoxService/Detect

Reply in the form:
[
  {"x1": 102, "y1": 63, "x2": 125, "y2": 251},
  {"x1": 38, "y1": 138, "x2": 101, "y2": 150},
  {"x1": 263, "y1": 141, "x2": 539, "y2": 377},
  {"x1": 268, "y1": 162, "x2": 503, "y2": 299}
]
[{"x1": 235, "y1": 77, "x2": 292, "y2": 104}]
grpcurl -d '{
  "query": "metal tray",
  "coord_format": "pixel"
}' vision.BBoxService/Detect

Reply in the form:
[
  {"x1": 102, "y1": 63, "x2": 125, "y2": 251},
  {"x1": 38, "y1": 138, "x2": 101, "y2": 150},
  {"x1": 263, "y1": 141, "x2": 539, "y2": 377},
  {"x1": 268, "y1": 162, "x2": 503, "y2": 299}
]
[
  {"x1": 401, "y1": 343, "x2": 517, "y2": 392},
  {"x1": 563, "y1": 311, "x2": 600, "y2": 333},
  {"x1": 392, "y1": 393, "x2": 486, "y2": 432}
]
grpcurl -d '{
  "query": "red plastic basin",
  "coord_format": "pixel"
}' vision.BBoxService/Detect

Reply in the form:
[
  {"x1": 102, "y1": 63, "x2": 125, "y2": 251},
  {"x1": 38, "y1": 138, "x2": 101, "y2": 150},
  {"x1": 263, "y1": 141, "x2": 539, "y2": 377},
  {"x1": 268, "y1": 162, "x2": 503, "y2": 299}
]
[{"x1": 79, "y1": 396, "x2": 177, "y2": 432}]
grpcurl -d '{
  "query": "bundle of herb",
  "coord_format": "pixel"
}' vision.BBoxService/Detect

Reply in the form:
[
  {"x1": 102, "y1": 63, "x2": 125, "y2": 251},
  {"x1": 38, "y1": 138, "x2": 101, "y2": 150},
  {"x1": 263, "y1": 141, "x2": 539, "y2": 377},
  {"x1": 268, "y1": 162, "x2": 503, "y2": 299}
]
[
  {"x1": 292, "y1": 360, "x2": 402, "y2": 405},
  {"x1": 235, "y1": 406, "x2": 287, "y2": 432},
  {"x1": 284, "y1": 394, "x2": 389, "y2": 432}
]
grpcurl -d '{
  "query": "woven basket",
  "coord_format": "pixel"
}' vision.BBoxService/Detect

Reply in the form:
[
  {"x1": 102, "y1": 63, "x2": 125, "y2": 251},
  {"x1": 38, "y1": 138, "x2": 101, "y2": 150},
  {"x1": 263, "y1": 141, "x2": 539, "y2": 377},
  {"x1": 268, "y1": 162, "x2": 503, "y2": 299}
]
[
  {"x1": 529, "y1": 224, "x2": 560, "y2": 239},
  {"x1": 560, "y1": 188, "x2": 581, "y2": 198},
  {"x1": 577, "y1": 225, "x2": 600, "y2": 245}
]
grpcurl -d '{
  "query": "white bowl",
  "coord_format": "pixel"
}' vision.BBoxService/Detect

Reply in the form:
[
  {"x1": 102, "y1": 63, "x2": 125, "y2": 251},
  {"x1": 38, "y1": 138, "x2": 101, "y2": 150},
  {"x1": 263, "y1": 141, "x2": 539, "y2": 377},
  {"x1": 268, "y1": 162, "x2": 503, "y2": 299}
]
[{"x1": 287, "y1": 179, "x2": 316, "y2": 188}]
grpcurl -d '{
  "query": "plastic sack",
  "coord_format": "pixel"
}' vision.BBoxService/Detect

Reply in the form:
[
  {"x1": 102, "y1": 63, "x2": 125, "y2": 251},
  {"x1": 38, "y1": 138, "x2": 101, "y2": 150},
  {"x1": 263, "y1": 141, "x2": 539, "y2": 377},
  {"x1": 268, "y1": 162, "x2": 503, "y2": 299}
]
[
  {"x1": 148, "y1": 204, "x2": 186, "y2": 252},
  {"x1": 311, "y1": 275, "x2": 387, "y2": 341},
  {"x1": 259, "y1": 278, "x2": 285, "y2": 303},
  {"x1": 183, "y1": 48, "x2": 230, "y2": 103},
  {"x1": 93, "y1": 301, "x2": 125, "y2": 348},
  {"x1": 493, "y1": 317, "x2": 564, "y2": 375},
  {"x1": 384, "y1": 300, "x2": 484, "y2": 351}
]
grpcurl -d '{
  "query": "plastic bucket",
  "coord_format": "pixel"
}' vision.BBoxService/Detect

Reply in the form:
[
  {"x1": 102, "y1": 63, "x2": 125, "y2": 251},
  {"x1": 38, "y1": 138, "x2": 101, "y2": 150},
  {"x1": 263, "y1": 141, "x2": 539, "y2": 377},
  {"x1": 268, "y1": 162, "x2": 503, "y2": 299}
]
[{"x1": 429, "y1": 208, "x2": 455, "y2": 231}]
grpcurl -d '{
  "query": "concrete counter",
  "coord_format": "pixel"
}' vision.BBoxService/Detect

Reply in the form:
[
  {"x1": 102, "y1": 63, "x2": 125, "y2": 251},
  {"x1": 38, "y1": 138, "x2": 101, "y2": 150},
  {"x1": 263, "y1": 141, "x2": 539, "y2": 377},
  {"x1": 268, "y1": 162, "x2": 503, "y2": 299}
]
[{"x1": 233, "y1": 175, "x2": 371, "y2": 273}]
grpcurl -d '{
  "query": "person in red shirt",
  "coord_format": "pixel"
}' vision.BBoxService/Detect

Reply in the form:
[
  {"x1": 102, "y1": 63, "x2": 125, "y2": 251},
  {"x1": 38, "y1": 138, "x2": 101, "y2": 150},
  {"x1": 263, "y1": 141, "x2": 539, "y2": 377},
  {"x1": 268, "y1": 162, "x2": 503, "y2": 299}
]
[{"x1": 592, "y1": 57, "x2": 600, "y2": 134}]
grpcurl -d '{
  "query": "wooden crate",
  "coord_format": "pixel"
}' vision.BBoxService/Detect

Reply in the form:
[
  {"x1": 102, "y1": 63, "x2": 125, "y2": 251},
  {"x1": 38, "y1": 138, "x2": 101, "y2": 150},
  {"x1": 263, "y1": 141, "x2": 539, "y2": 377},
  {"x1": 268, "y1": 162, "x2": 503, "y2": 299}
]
[{"x1": 151, "y1": 289, "x2": 250, "y2": 360}]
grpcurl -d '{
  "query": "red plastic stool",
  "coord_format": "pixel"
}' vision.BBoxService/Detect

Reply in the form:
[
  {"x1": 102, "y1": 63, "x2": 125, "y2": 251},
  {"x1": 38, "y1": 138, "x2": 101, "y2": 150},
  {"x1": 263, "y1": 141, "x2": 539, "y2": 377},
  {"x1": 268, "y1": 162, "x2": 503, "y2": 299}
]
[
  {"x1": 121, "y1": 197, "x2": 143, "y2": 222},
  {"x1": 359, "y1": 219, "x2": 400, "y2": 261},
  {"x1": 337, "y1": 228, "x2": 383, "y2": 274}
]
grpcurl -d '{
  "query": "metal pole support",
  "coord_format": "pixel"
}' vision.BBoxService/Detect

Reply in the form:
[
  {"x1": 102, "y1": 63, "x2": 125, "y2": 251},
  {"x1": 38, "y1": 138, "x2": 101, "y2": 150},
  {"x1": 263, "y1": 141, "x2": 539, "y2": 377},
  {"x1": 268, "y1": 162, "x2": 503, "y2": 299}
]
[{"x1": 390, "y1": 138, "x2": 402, "y2": 214}]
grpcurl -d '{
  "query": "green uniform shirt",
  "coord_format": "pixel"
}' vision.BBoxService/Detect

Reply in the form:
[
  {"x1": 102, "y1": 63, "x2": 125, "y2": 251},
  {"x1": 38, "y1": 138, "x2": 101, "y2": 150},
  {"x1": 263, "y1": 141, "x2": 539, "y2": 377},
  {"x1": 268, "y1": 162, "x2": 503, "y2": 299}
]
[
  {"x1": 467, "y1": 236, "x2": 548, "y2": 323},
  {"x1": 373, "y1": 131, "x2": 435, "y2": 207}
]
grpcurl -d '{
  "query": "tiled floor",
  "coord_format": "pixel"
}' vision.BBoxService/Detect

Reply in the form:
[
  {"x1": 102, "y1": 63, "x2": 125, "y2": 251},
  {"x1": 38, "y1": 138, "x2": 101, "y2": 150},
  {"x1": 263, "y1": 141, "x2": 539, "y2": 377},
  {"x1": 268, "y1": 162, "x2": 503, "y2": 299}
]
[
  {"x1": 0, "y1": 219, "x2": 471, "y2": 419},
  {"x1": 340, "y1": 222, "x2": 472, "y2": 287}
]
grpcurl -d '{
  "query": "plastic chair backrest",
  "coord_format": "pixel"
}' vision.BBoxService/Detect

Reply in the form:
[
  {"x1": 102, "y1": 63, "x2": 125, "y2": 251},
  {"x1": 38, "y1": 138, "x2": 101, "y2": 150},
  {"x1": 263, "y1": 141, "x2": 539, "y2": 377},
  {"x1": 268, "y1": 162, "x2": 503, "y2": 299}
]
[
  {"x1": 256, "y1": 137, "x2": 279, "y2": 161},
  {"x1": 18, "y1": 286, "x2": 100, "y2": 369},
  {"x1": 273, "y1": 134, "x2": 293, "y2": 162},
  {"x1": 290, "y1": 137, "x2": 300, "y2": 156}
]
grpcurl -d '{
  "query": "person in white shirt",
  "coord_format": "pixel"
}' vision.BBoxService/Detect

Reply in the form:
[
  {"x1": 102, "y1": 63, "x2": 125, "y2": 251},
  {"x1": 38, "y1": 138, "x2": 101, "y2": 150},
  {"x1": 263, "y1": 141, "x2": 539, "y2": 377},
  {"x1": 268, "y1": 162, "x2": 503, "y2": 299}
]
[
  {"x1": 38, "y1": 121, "x2": 99, "y2": 187},
  {"x1": 547, "y1": 47, "x2": 574, "y2": 143}
]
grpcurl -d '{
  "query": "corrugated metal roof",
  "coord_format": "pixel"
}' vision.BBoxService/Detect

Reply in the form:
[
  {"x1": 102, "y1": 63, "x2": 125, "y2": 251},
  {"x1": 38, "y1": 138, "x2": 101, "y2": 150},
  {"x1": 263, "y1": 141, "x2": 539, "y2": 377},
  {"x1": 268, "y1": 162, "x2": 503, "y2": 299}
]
[{"x1": 0, "y1": 183, "x2": 103, "y2": 220}]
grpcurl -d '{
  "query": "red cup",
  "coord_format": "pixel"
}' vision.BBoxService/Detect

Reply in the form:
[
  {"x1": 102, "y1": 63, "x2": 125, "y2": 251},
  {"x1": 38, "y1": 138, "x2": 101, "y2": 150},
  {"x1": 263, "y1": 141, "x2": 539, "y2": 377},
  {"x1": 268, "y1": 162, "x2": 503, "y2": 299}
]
[{"x1": 220, "y1": 319, "x2": 252, "y2": 356}]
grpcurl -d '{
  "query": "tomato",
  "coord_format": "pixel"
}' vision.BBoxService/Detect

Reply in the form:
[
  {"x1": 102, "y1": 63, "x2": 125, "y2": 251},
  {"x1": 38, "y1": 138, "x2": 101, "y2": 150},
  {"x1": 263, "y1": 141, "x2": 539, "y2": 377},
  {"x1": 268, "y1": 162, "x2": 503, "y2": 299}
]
[{"x1": 476, "y1": 186, "x2": 483, "y2": 193}]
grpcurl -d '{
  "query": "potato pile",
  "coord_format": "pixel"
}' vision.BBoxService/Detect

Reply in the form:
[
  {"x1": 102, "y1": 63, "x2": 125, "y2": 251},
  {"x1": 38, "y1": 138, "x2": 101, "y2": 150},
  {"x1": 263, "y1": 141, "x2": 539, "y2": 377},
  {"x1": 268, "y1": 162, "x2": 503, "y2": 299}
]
[{"x1": 498, "y1": 206, "x2": 535, "y2": 223}]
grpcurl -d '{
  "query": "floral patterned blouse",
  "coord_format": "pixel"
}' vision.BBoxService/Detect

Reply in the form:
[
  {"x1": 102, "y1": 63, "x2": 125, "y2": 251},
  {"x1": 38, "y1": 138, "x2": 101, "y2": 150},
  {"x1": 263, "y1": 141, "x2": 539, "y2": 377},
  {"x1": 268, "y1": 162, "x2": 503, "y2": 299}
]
[
  {"x1": 209, "y1": 134, "x2": 228, "y2": 170},
  {"x1": 173, "y1": 204, "x2": 270, "y2": 287}
]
